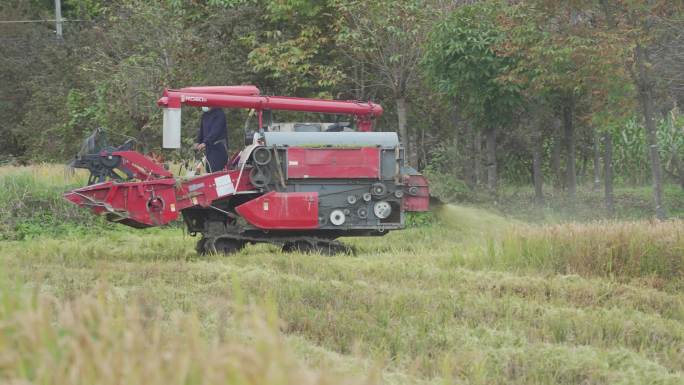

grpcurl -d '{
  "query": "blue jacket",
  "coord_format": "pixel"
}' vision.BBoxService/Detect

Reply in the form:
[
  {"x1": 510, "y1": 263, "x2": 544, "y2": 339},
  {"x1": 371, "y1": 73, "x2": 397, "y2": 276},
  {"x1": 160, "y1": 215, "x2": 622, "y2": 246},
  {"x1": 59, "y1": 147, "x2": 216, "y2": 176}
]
[{"x1": 197, "y1": 108, "x2": 228, "y2": 172}]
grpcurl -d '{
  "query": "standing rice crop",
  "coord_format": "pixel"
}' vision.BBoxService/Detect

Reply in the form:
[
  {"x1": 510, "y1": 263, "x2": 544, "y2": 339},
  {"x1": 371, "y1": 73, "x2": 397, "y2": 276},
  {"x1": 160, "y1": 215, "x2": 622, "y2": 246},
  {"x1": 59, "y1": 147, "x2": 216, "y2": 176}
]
[{"x1": 480, "y1": 220, "x2": 684, "y2": 282}]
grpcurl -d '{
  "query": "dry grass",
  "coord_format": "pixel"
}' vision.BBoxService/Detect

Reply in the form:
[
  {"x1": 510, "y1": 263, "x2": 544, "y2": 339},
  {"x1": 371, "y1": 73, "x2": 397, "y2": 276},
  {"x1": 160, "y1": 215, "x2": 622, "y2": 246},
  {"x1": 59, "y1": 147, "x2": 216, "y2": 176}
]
[
  {"x1": 468, "y1": 220, "x2": 684, "y2": 283},
  {"x1": 0, "y1": 282, "x2": 373, "y2": 385},
  {"x1": 1, "y1": 166, "x2": 684, "y2": 384}
]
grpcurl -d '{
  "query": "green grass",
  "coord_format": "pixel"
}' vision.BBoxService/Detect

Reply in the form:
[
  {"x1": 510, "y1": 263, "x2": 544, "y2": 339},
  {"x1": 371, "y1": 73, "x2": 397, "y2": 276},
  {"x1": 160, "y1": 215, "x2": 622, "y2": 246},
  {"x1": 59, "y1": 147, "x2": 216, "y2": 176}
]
[
  {"x1": 0, "y1": 164, "x2": 120, "y2": 240},
  {"x1": 1, "y1": 166, "x2": 684, "y2": 384}
]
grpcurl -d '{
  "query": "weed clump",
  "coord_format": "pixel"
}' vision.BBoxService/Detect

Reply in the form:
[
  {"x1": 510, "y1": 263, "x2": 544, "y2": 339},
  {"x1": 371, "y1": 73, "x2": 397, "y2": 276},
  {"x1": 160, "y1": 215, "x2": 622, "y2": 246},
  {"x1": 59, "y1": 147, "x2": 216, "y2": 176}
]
[{"x1": 0, "y1": 165, "x2": 114, "y2": 240}]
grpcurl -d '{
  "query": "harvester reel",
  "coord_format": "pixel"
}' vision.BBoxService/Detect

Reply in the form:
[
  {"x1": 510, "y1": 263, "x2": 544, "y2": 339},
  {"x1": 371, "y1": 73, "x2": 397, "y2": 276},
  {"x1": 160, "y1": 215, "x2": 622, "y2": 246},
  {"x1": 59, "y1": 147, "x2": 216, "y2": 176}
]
[{"x1": 69, "y1": 128, "x2": 137, "y2": 185}]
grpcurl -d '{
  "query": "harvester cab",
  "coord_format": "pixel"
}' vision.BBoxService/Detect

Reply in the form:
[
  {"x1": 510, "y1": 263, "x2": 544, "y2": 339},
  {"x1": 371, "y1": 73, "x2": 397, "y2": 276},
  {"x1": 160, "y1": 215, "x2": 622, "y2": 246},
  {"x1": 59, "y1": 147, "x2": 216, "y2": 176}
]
[{"x1": 64, "y1": 85, "x2": 429, "y2": 255}]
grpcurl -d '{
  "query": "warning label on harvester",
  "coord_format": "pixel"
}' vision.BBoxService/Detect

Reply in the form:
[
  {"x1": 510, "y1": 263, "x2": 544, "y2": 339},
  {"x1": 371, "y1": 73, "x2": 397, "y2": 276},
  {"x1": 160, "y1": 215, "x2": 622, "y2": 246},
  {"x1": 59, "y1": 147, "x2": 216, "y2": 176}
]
[{"x1": 215, "y1": 175, "x2": 235, "y2": 197}]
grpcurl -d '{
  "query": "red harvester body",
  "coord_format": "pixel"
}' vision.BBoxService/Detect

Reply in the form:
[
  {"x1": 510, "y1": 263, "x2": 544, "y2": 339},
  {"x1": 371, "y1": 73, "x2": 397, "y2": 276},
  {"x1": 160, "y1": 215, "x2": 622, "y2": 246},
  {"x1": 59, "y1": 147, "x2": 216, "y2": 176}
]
[{"x1": 65, "y1": 86, "x2": 428, "y2": 254}]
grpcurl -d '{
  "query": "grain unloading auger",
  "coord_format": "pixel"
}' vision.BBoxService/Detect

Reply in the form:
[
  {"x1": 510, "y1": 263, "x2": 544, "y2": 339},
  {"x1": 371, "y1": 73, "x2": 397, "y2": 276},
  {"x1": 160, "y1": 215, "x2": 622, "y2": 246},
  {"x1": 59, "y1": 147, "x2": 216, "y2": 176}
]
[{"x1": 64, "y1": 86, "x2": 429, "y2": 255}]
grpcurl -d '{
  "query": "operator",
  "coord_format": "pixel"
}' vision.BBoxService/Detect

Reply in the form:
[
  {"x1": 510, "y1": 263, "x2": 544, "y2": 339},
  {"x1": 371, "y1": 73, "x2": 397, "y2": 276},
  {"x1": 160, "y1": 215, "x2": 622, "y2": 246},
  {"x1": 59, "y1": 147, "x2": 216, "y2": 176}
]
[{"x1": 193, "y1": 106, "x2": 229, "y2": 173}]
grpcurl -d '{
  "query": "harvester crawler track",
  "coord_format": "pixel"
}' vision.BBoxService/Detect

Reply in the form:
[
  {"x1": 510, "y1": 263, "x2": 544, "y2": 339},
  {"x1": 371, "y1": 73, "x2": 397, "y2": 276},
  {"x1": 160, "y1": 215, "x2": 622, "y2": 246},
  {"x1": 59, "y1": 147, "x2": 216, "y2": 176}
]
[{"x1": 197, "y1": 234, "x2": 354, "y2": 256}]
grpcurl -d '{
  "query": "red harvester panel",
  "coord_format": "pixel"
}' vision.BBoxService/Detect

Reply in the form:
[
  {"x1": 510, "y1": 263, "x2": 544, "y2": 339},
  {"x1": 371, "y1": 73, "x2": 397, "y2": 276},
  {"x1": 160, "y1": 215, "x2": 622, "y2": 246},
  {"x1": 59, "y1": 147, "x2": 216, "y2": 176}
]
[
  {"x1": 403, "y1": 175, "x2": 430, "y2": 212},
  {"x1": 287, "y1": 147, "x2": 380, "y2": 179},
  {"x1": 235, "y1": 191, "x2": 319, "y2": 229}
]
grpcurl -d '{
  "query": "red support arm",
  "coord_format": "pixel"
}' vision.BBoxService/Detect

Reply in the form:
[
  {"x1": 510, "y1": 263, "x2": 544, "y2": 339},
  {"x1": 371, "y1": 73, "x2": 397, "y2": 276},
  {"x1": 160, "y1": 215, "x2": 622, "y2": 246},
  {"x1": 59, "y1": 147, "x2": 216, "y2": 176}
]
[
  {"x1": 175, "y1": 85, "x2": 260, "y2": 96},
  {"x1": 157, "y1": 88, "x2": 383, "y2": 131}
]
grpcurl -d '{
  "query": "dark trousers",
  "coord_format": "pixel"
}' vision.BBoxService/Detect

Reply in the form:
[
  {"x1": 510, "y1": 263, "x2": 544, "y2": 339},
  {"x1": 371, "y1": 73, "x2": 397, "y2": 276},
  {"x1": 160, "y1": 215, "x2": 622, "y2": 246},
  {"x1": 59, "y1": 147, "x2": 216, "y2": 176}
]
[{"x1": 205, "y1": 144, "x2": 228, "y2": 172}]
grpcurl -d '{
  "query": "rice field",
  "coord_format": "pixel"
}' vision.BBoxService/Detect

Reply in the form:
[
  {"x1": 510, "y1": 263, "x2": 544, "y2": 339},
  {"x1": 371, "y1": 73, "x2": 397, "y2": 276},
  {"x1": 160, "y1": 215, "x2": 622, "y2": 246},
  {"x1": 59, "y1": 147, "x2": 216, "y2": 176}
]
[{"x1": 1, "y1": 165, "x2": 683, "y2": 384}]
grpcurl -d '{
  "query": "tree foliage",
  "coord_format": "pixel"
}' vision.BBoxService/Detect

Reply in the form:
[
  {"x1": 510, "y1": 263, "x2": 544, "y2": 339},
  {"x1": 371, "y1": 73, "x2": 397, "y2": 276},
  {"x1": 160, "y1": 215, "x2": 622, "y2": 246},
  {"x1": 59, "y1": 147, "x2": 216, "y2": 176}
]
[{"x1": 424, "y1": 2, "x2": 521, "y2": 128}]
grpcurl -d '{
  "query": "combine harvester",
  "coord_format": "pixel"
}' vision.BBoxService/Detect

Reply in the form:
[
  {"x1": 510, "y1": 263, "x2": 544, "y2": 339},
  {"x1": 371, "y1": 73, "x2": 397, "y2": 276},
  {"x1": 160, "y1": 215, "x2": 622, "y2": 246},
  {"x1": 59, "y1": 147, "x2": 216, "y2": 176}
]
[{"x1": 65, "y1": 86, "x2": 429, "y2": 254}]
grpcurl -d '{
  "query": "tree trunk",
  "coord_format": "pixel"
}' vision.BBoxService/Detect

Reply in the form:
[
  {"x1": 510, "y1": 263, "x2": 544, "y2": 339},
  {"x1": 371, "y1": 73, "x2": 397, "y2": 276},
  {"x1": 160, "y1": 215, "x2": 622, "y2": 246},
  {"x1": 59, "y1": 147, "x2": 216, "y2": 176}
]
[
  {"x1": 673, "y1": 154, "x2": 684, "y2": 190},
  {"x1": 603, "y1": 132, "x2": 614, "y2": 216},
  {"x1": 551, "y1": 119, "x2": 562, "y2": 189},
  {"x1": 635, "y1": 44, "x2": 666, "y2": 219},
  {"x1": 473, "y1": 126, "x2": 482, "y2": 187},
  {"x1": 562, "y1": 98, "x2": 577, "y2": 199},
  {"x1": 463, "y1": 118, "x2": 475, "y2": 188},
  {"x1": 396, "y1": 97, "x2": 410, "y2": 166},
  {"x1": 420, "y1": 128, "x2": 427, "y2": 169},
  {"x1": 485, "y1": 127, "x2": 497, "y2": 194},
  {"x1": 464, "y1": 142, "x2": 474, "y2": 188},
  {"x1": 593, "y1": 127, "x2": 602, "y2": 191},
  {"x1": 408, "y1": 133, "x2": 419, "y2": 168},
  {"x1": 532, "y1": 125, "x2": 544, "y2": 206},
  {"x1": 355, "y1": 62, "x2": 366, "y2": 100}
]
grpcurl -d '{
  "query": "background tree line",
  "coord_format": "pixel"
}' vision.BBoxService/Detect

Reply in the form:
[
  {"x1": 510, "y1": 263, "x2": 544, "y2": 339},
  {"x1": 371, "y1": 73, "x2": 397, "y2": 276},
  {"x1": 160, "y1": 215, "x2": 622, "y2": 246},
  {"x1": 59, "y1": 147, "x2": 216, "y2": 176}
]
[{"x1": 1, "y1": 0, "x2": 683, "y2": 218}]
